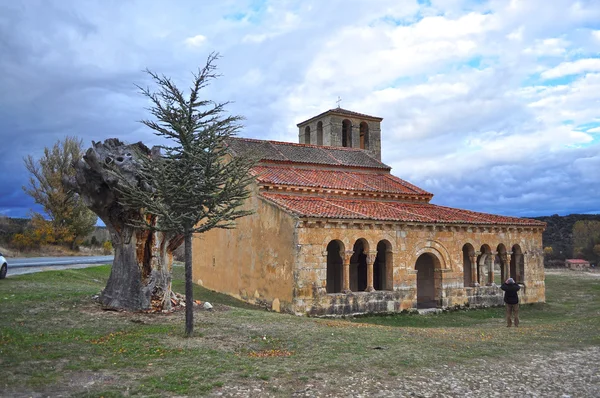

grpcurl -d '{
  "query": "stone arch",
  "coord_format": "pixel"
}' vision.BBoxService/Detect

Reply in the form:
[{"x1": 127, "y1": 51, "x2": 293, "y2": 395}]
[
  {"x1": 496, "y1": 244, "x2": 508, "y2": 284},
  {"x1": 462, "y1": 243, "x2": 475, "y2": 287},
  {"x1": 359, "y1": 122, "x2": 369, "y2": 150},
  {"x1": 350, "y1": 238, "x2": 369, "y2": 292},
  {"x1": 326, "y1": 240, "x2": 345, "y2": 293},
  {"x1": 304, "y1": 126, "x2": 311, "y2": 144},
  {"x1": 374, "y1": 239, "x2": 393, "y2": 291},
  {"x1": 510, "y1": 244, "x2": 525, "y2": 283},
  {"x1": 477, "y1": 244, "x2": 493, "y2": 286},
  {"x1": 415, "y1": 252, "x2": 442, "y2": 308},
  {"x1": 342, "y1": 119, "x2": 352, "y2": 147},
  {"x1": 317, "y1": 121, "x2": 323, "y2": 146},
  {"x1": 414, "y1": 240, "x2": 451, "y2": 270}
]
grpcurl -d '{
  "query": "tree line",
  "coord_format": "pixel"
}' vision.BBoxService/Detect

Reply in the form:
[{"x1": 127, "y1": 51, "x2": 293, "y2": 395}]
[{"x1": 534, "y1": 214, "x2": 600, "y2": 266}]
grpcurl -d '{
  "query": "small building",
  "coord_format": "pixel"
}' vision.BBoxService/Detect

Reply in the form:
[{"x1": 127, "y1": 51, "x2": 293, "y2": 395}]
[
  {"x1": 192, "y1": 108, "x2": 546, "y2": 316},
  {"x1": 565, "y1": 259, "x2": 590, "y2": 269}
]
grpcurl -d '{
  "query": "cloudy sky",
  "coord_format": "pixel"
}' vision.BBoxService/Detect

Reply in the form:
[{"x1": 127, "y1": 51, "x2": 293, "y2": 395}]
[{"x1": 1, "y1": 0, "x2": 599, "y2": 220}]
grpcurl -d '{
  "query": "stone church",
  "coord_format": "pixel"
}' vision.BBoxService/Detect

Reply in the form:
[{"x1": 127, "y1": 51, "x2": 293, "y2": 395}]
[{"x1": 192, "y1": 108, "x2": 546, "y2": 315}]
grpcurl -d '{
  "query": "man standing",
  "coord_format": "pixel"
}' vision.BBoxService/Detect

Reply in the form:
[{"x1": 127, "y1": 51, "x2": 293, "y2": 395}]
[{"x1": 500, "y1": 278, "x2": 520, "y2": 327}]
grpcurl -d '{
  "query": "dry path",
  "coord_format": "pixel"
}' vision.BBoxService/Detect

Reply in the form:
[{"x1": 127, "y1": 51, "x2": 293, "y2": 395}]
[{"x1": 210, "y1": 346, "x2": 600, "y2": 397}]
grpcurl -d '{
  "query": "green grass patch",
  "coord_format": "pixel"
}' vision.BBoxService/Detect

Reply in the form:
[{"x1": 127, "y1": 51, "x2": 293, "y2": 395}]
[{"x1": 1, "y1": 267, "x2": 598, "y2": 396}]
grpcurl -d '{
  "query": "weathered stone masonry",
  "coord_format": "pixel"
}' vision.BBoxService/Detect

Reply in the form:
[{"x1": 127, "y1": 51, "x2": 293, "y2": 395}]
[{"x1": 192, "y1": 108, "x2": 546, "y2": 316}]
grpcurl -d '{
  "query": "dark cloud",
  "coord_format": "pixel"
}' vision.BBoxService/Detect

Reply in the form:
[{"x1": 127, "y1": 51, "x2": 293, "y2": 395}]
[{"x1": 1, "y1": 0, "x2": 598, "y2": 220}]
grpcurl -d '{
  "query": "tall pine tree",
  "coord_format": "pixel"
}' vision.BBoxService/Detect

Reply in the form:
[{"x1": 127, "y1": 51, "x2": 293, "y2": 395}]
[{"x1": 118, "y1": 53, "x2": 256, "y2": 336}]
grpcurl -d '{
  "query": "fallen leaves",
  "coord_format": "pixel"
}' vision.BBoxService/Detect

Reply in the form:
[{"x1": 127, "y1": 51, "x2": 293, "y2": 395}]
[{"x1": 248, "y1": 349, "x2": 294, "y2": 358}]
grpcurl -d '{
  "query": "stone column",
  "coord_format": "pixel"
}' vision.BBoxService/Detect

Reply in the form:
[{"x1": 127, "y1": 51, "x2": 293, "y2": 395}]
[
  {"x1": 503, "y1": 253, "x2": 510, "y2": 282},
  {"x1": 470, "y1": 252, "x2": 479, "y2": 286},
  {"x1": 366, "y1": 251, "x2": 376, "y2": 292},
  {"x1": 342, "y1": 251, "x2": 351, "y2": 293},
  {"x1": 488, "y1": 252, "x2": 496, "y2": 285}
]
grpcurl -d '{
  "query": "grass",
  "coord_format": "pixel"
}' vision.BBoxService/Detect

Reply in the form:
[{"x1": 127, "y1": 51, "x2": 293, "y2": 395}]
[{"x1": 1, "y1": 267, "x2": 599, "y2": 396}]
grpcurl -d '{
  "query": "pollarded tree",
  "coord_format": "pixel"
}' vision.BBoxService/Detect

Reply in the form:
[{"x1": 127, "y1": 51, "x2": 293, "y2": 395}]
[
  {"x1": 117, "y1": 53, "x2": 256, "y2": 336},
  {"x1": 23, "y1": 136, "x2": 97, "y2": 249},
  {"x1": 65, "y1": 138, "x2": 183, "y2": 311}
]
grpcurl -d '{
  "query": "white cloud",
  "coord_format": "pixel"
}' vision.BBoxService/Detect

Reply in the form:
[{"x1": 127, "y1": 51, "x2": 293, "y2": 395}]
[
  {"x1": 524, "y1": 37, "x2": 569, "y2": 56},
  {"x1": 541, "y1": 58, "x2": 600, "y2": 79},
  {"x1": 184, "y1": 34, "x2": 207, "y2": 47},
  {"x1": 2, "y1": 0, "x2": 600, "y2": 218}
]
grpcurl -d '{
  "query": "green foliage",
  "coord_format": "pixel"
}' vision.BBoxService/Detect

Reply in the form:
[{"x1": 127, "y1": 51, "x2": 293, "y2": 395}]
[
  {"x1": 115, "y1": 53, "x2": 257, "y2": 336},
  {"x1": 118, "y1": 53, "x2": 256, "y2": 235},
  {"x1": 533, "y1": 214, "x2": 600, "y2": 263},
  {"x1": 22, "y1": 136, "x2": 97, "y2": 248},
  {"x1": 102, "y1": 240, "x2": 113, "y2": 254},
  {"x1": 572, "y1": 220, "x2": 600, "y2": 263},
  {"x1": 0, "y1": 267, "x2": 599, "y2": 396}
]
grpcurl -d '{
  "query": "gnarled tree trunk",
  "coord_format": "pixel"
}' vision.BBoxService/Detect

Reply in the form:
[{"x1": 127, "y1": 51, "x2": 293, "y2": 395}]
[{"x1": 64, "y1": 138, "x2": 182, "y2": 311}]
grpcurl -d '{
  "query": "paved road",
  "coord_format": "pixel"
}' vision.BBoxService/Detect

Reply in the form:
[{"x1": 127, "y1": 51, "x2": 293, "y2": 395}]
[
  {"x1": 9, "y1": 255, "x2": 113, "y2": 268},
  {"x1": 6, "y1": 255, "x2": 113, "y2": 277}
]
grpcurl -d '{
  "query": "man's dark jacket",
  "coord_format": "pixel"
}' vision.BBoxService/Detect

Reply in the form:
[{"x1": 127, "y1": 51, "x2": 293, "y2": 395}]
[{"x1": 500, "y1": 283, "x2": 520, "y2": 304}]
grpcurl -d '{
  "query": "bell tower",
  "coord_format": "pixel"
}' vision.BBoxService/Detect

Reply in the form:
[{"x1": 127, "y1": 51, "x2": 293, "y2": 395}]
[{"x1": 296, "y1": 108, "x2": 383, "y2": 161}]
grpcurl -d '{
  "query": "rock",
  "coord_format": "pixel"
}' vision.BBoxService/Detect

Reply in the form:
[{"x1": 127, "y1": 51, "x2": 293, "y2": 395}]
[{"x1": 203, "y1": 302, "x2": 213, "y2": 310}]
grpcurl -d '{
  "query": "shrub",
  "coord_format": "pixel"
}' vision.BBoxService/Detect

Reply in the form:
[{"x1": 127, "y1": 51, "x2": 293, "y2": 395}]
[{"x1": 102, "y1": 240, "x2": 113, "y2": 254}]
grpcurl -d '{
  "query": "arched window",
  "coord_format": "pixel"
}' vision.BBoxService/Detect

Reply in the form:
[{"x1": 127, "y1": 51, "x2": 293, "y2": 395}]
[
  {"x1": 317, "y1": 121, "x2": 323, "y2": 146},
  {"x1": 304, "y1": 126, "x2": 311, "y2": 144},
  {"x1": 374, "y1": 240, "x2": 393, "y2": 291},
  {"x1": 350, "y1": 238, "x2": 369, "y2": 291},
  {"x1": 359, "y1": 122, "x2": 369, "y2": 150},
  {"x1": 326, "y1": 240, "x2": 344, "y2": 293},
  {"x1": 341, "y1": 119, "x2": 352, "y2": 147},
  {"x1": 477, "y1": 245, "x2": 493, "y2": 286},
  {"x1": 496, "y1": 244, "x2": 507, "y2": 284}
]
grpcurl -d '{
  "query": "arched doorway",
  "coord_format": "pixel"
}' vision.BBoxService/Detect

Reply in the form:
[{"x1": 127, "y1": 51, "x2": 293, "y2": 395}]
[
  {"x1": 350, "y1": 239, "x2": 368, "y2": 292},
  {"x1": 326, "y1": 240, "x2": 344, "y2": 293},
  {"x1": 415, "y1": 253, "x2": 438, "y2": 308},
  {"x1": 342, "y1": 119, "x2": 352, "y2": 147},
  {"x1": 374, "y1": 240, "x2": 393, "y2": 290},
  {"x1": 462, "y1": 243, "x2": 474, "y2": 287}
]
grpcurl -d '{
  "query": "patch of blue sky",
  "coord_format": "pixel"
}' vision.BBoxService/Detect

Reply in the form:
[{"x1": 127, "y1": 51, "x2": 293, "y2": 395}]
[
  {"x1": 574, "y1": 122, "x2": 600, "y2": 132},
  {"x1": 224, "y1": 0, "x2": 267, "y2": 24},
  {"x1": 373, "y1": 15, "x2": 419, "y2": 27},
  {"x1": 524, "y1": 73, "x2": 579, "y2": 88},
  {"x1": 466, "y1": 56, "x2": 483, "y2": 69},
  {"x1": 374, "y1": 75, "x2": 428, "y2": 91},
  {"x1": 224, "y1": 12, "x2": 247, "y2": 21}
]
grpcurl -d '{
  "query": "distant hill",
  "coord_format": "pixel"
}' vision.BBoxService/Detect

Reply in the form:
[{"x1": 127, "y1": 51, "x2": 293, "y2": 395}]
[{"x1": 532, "y1": 214, "x2": 600, "y2": 260}]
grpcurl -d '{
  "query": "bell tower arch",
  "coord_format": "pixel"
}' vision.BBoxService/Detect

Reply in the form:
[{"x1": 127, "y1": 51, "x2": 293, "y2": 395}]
[{"x1": 297, "y1": 108, "x2": 383, "y2": 161}]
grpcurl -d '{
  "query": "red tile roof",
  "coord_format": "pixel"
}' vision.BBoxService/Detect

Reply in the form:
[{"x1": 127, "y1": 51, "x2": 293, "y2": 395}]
[
  {"x1": 260, "y1": 193, "x2": 546, "y2": 226},
  {"x1": 565, "y1": 259, "x2": 590, "y2": 264},
  {"x1": 253, "y1": 166, "x2": 431, "y2": 196},
  {"x1": 226, "y1": 137, "x2": 389, "y2": 170}
]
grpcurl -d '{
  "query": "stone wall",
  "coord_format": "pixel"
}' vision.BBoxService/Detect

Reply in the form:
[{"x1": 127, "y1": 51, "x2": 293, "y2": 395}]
[
  {"x1": 293, "y1": 221, "x2": 545, "y2": 315},
  {"x1": 191, "y1": 185, "x2": 298, "y2": 313},
  {"x1": 297, "y1": 114, "x2": 382, "y2": 161}
]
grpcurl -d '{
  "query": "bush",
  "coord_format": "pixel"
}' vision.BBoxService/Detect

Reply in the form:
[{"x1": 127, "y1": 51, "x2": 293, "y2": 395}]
[{"x1": 102, "y1": 241, "x2": 113, "y2": 254}]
